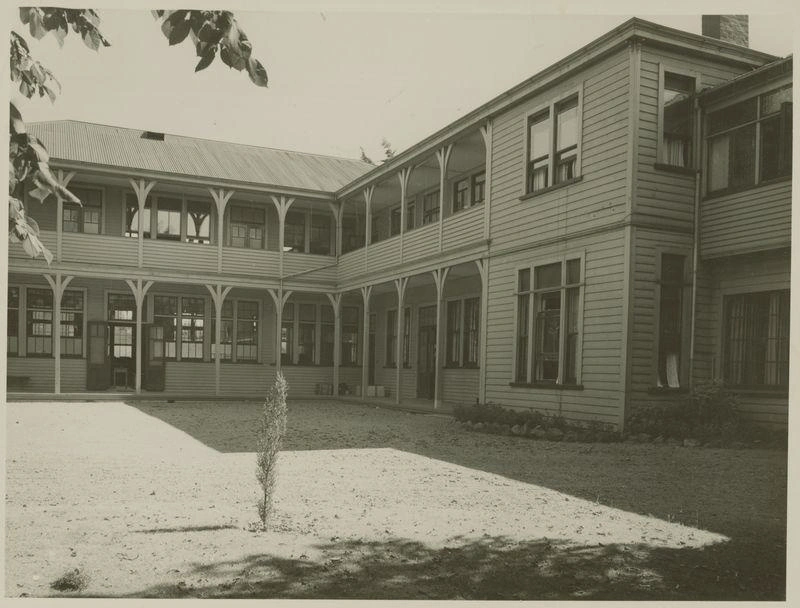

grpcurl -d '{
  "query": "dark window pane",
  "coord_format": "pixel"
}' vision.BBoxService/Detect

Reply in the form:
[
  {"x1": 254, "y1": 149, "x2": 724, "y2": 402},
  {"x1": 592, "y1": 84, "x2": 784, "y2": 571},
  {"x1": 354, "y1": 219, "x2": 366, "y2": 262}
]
[
  {"x1": 535, "y1": 262, "x2": 561, "y2": 289},
  {"x1": 566, "y1": 258, "x2": 581, "y2": 284},
  {"x1": 730, "y1": 123, "x2": 756, "y2": 189},
  {"x1": 708, "y1": 98, "x2": 757, "y2": 135},
  {"x1": 518, "y1": 268, "x2": 530, "y2": 292}
]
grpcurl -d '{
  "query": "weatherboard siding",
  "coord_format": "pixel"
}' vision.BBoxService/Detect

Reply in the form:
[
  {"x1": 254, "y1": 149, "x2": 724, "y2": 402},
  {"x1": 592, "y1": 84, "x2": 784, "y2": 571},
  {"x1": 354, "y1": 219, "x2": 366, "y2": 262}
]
[
  {"x1": 442, "y1": 205, "x2": 483, "y2": 251},
  {"x1": 700, "y1": 180, "x2": 791, "y2": 259},
  {"x1": 634, "y1": 48, "x2": 746, "y2": 231},
  {"x1": 626, "y1": 227, "x2": 694, "y2": 411},
  {"x1": 489, "y1": 49, "x2": 631, "y2": 254},
  {"x1": 693, "y1": 252, "x2": 790, "y2": 426},
  {"x1": 483, "y1": 229, "x2": 627, "y2": 427}
]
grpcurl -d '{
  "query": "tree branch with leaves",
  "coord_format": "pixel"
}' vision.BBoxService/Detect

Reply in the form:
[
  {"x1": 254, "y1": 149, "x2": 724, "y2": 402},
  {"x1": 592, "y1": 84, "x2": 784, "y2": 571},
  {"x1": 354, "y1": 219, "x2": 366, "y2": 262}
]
[{"x1": 9, "y1": 7, "x2": 268, "y2": 263}]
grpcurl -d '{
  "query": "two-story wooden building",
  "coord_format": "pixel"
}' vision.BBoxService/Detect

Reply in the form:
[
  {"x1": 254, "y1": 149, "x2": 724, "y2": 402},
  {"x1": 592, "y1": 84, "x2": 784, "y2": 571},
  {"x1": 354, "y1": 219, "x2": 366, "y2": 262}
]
[{"x1": 6, "y1": 16, "x2": 791, "y2": 428}]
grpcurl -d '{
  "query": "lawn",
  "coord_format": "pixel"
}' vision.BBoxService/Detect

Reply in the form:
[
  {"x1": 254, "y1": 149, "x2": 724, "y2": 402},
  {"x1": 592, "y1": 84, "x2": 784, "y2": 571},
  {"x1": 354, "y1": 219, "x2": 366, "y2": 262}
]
[{"x1": 5, "y1": 398, "x2": 787, "y2": 600}]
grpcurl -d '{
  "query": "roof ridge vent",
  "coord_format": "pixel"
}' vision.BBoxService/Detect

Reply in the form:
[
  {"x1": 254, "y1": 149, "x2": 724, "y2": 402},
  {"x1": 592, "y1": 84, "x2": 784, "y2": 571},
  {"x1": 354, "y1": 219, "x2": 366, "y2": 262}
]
[{"x1": 141, "y1": 130, "x2": 165, "y2": 141}]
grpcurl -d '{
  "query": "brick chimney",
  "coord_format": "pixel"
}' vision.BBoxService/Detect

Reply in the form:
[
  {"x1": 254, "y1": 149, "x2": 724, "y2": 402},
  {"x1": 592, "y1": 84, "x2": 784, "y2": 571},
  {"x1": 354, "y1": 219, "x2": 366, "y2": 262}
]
[{"x1": 702, "y1": 15, "x2": 749, "y2": 47}]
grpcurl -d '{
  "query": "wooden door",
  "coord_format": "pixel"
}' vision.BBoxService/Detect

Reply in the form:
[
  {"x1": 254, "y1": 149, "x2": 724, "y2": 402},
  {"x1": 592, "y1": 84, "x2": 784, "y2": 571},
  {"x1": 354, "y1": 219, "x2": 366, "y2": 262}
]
[
  {"x1": 144, "y1": 324, "x2": 166, "y2": 391},
  {"x1": 109, "y1": 324, "x2": 135, "y2": 389},
  {"x1": 86, "y1": 321, "x2": 111, "y2": 391},
  {"x1": 417, "y1": 305, "x2": 437, "y2": 398}
]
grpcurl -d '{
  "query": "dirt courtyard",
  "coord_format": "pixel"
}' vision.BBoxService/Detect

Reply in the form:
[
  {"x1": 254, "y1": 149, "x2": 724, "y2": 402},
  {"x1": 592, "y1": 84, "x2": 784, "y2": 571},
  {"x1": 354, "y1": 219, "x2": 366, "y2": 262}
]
[{"x1": 5, "y1": 399, "x2": 787, "y2": 600}]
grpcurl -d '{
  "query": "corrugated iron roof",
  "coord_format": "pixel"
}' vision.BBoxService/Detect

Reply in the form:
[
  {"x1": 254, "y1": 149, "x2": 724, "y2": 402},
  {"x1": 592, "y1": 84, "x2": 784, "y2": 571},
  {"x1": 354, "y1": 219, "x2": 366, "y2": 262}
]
[{"x1": 27, "y1": 120, "x2": 372, "y2": 193}]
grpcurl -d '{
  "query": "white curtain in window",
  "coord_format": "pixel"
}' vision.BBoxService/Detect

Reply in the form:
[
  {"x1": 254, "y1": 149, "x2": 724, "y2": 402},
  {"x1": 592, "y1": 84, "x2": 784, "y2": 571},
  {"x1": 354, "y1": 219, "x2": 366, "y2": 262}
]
[
  {"x1": 665, "y1": 353, "x2": 680, "y2": 388},
  {"x1": 663, "y1": 135, "x2": 686, "y2": 167},
  {"x1": 532, "y1": 166, "x2": 547, "y2": 190}
]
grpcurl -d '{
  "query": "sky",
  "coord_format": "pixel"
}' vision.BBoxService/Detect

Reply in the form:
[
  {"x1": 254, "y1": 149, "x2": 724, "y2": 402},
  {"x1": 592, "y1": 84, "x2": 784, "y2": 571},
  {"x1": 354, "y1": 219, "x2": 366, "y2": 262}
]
[{"x1": 9, "y1": 2, "x2": 797, "y2": 162}]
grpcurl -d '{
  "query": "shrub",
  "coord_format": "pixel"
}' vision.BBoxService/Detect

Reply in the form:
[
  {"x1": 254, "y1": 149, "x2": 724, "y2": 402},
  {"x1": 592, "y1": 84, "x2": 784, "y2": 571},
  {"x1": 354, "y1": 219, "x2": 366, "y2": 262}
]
[
  {"x1": 453, "y1": 402, "x2": 616, "y2": 441},
  {"x1": 627, "y1": 381, "x2": 786, "y2": 447},
  {"x1": 255, "y1": 372, "x2": 288, "y2": 529}
]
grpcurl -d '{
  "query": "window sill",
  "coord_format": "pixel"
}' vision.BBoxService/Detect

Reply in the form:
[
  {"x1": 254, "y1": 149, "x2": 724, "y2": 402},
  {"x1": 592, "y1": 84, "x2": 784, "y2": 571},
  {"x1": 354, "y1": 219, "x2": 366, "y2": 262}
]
[
  {"x1": 443, "y1": 365, "x2": 480, "y2": 370},
  {"x1": 519, "y1": 176, "x2": 583, "y2": 201},
  {"x1": 726, "y1": 387, "x2": 788, "y2": 398},
  {"x1": 704, "y1": 175, "x2": 791, "y2": 200},
  {"x1": 647, "y1": 386, "x2": 689, "y2": 395},
  {"x1": 450, "y1": 201, "x2": 485, "y2": 216},
  {"x1": 509, "y1": 382, "x2": 584, "y2": 391},
  {"x1": 653, "y1": 163, "x2": 696, "y2": 176}
]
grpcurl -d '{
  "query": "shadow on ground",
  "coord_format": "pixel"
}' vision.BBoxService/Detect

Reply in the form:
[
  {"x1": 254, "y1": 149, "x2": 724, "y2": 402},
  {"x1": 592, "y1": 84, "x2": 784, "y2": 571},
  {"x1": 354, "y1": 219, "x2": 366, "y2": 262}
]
[
  {"x1": 100, "y1": 534, "x2": 783, "y2": 600},
  {"x1": 126, "y1": 399, "x2": 786, "y2": 600}
]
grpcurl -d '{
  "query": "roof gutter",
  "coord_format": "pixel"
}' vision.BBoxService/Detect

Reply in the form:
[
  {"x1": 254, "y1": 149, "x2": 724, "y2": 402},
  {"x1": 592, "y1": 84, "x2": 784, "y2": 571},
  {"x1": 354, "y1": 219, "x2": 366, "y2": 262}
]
[{"x1": 49, "y1": 159, "x2": 338, "y2": 202}]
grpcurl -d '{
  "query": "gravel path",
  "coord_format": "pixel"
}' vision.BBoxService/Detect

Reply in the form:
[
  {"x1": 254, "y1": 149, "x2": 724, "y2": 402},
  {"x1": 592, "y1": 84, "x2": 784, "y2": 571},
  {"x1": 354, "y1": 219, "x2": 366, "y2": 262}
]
[{"x1": 5, "y1": 399, "x2": 787, "y2": 600}]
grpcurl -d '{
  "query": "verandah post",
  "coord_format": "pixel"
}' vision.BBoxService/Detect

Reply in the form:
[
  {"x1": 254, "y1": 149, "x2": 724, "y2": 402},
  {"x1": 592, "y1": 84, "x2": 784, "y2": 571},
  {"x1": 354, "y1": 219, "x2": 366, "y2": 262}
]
[
  {"x1": 432, "y1": 266, "x2": 450, "y2": 409},
  {"x1": 125, "y1": 278, "x2": 154, "y2": 394},
  {"x1": 394, "y1": 277, "x2": 408, "y2": 404},
  {"x1": 205, "y1": 283, "x2": 232, "y2": 397},
  {"x1": 326, "y1": 292, "x2": 342, "y2": 397},
  {"x1": 43, "y1": 273, "x2": 74, "y2": 394},
  {"x1": 360, "y1": 284, "x2": 372, "y2": 399}
]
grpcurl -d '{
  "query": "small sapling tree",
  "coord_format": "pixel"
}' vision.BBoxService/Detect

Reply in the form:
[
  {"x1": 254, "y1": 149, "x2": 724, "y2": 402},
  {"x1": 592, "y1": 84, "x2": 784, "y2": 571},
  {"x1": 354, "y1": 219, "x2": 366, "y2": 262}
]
[{"x1": 255, "y1": 372, "x2": 288, "y2": 528}]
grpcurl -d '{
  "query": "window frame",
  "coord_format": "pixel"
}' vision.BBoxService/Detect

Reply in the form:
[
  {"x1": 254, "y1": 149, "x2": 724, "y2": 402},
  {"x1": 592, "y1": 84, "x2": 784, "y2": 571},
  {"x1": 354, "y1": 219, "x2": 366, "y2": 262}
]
[
  {"x1": 7, "y1": 285, "x2": 21, "y2": 356},
  {"x1": 23, "y1": 286, "x2": 87, "y2": 358},
  {"x1": 721, "y1": 289, "x2": 790, "y2": 390},
  {"x1": 180, "y1": 296, "x2": 206, "y2": 361},
  {"x1": 341, "y1": 305, "x2": 360, "y2": 366},
  {"x1": 297, "y1": 303, "x2": 317, "y2": 365},
  {"x1": 656, "y1": 65, "x2": 698, "y2": 169},
  {"x1": 228, "y1": 204, "x2": 266, "y2": 250},
  {"x1": 511, "y1": 252, "x2": 585, "y2": 386},
  {"x1": 704, "y1": 80, "x2": 792, "y2": 197},
  {"x1": 234, "y1": 299, "x2": 260, "y2": 363},
  {"x1": 320, "y1": 304, "x2": 335, "y2": 366},
  {"x1": 62, "y1": 185, "x2": 104, "y2": 235},
  {"x1": 422, "y1": 189, "x2": 440, "y2": 225},
  {"x1": 284, "y1": 209, "x2": 307, "y2": 253},
  {"x1": 386, "y1": 308, "x2": 398, "y2": 366},
  {"x1": 523, "y1": 85, "x2": 584, "y2": 195},
  {"x1": 211, "y1": 299, "x2": 234, "y2": 362},
  {"x1": 309, "y1": 210, "x2": 332, "y2": 255},
  {"x1": 445, "y1": 299, "x2": 461, "y2": 366},
  {"x1": 462, "y1": 296, "x2": 480, "y2": 367},
  {"x1": 653, "y1": 250, "x2": 691, "y2": 389}
]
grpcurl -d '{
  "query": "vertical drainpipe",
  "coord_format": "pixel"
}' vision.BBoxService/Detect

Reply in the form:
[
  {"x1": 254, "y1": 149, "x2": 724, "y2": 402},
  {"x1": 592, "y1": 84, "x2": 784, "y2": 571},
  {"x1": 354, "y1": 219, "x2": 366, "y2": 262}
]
[{"x1": 689, "y1": 96, "x2": 702, "y2": 390}]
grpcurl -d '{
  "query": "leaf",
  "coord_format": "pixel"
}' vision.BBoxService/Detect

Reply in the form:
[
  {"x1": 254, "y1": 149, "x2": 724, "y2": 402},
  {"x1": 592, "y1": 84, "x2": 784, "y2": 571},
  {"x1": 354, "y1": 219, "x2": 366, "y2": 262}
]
[
  {"x1": 10, "y1": 101, "x2": 26, "y2": 135},
  {"x1": 28, "y1": 9, "x2": 47, "y2": 40},
  {"x1": 28, "y1": 185, "x2": 51, "y2": 202},
  {"x1": 168, "y1": 19, "x2": 191, "y2": 46},
  {"x1": 195, "y1": 45, "x2": 217, "y2": 72},
  {"x1": 53, "y1": 25, "x2": 67, "y2": 47},
  {"x1": 28, "y1": 138, "x2": 49, "y2": 163},
  {"x1": 82, "y1": 28, "x2": 101, "y2": 51},
  {"x1": 246, "y1": 57, "x2": 268, "y2": 87},
  {"x1": 43, "y1": 85, "x2": 57, "y2": 104}
]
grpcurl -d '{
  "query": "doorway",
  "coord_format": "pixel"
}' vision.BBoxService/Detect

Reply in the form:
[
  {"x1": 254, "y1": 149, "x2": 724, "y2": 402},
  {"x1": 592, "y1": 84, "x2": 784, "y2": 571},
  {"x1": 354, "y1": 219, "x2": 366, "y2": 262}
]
[
  {"x1": 109, "y1": 323, "x2": 135, "y2": 389},
  {"x1": 417, "y1": 305, "x2": 436, "y2": 399}
]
